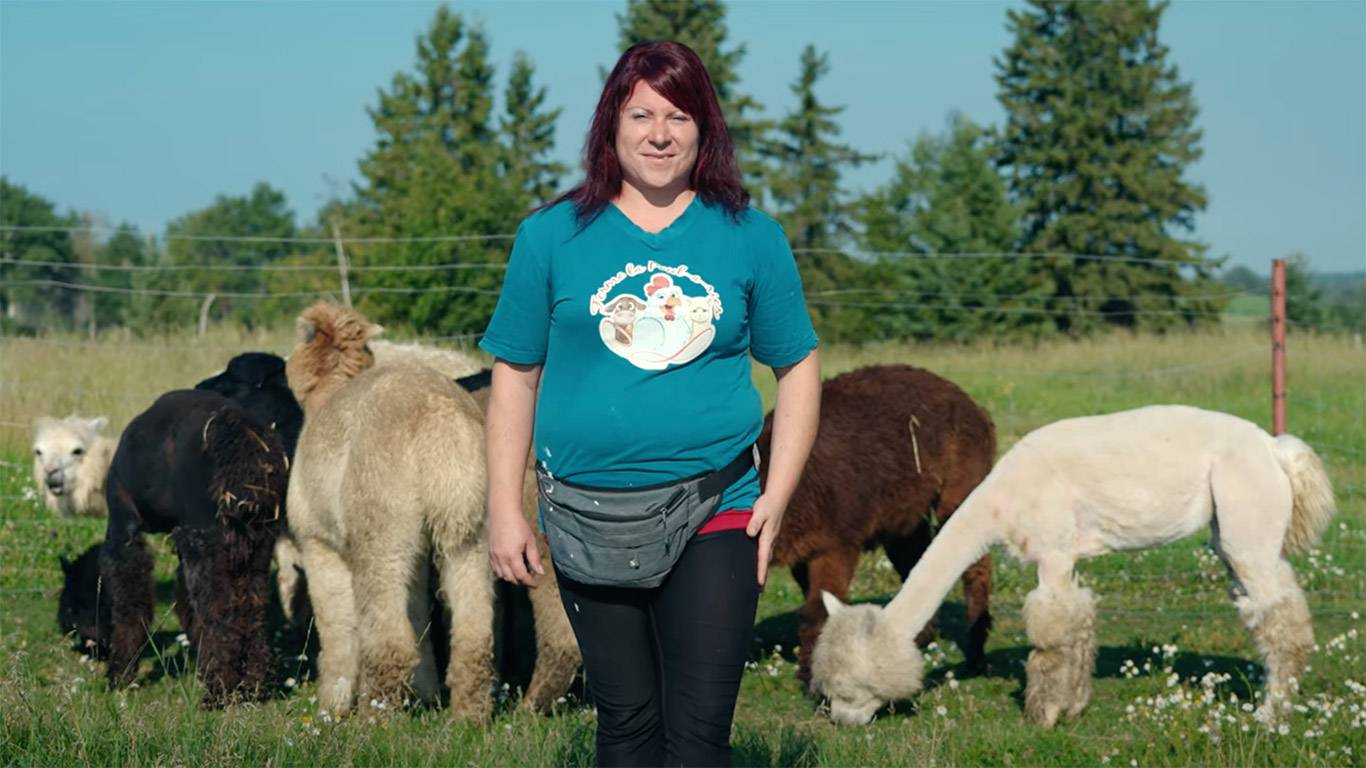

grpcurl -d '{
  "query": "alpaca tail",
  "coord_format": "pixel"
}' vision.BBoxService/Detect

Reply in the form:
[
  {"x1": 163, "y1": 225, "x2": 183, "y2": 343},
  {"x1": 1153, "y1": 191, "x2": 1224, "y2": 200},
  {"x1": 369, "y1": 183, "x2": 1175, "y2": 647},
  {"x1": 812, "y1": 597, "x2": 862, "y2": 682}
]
[
  {"x1": 1273, "y1": 434, "x2": 1336, "y2": 554},
  {"x1": 203, "y1": 406, "x2": 290, "y2": 527},
  {"x1": 882, "y1": 474, "x2": 1004, "y2": 638}
]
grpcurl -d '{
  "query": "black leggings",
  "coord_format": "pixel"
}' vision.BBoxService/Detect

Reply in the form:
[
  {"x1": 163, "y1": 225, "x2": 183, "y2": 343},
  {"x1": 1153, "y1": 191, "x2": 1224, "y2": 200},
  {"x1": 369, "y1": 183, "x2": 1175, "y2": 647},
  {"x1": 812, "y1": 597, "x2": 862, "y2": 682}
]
[{"x1": 556, "y1": 529, "x2": 761, "y2": 768}]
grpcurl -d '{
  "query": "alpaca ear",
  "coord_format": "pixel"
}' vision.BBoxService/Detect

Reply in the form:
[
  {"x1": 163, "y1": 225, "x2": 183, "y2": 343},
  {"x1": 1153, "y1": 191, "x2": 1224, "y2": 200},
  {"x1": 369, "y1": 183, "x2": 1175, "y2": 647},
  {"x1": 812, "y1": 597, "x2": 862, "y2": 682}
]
[
  {"x1": 297, "y1": 317, "x2": 317, "y2": 344},
  {"x1": 88, "y1": 416, "x2": 108, "y2": 434},
  {"x1": 367, "y1": 323, "x2": 385, "y2": 340},
  {"x1": 821, "y1": 590, "x2": 847, "y2": 617}
]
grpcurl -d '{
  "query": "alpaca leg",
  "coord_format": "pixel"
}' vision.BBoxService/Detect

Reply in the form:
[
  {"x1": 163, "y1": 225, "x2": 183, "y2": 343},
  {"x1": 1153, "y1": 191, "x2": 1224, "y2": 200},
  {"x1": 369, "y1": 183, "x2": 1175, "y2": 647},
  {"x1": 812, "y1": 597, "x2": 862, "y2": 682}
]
[
  {"x1": 520, "y1": 555, "x2": 581, "y2": 713},
  {"x1": 796, "y1": 549, "x2": 860, "y2": 690},
  {"x1": 351, "y1": 545, "x2": 424, "y2": 711},
  {"x1": 1219, "y1": 542, "x2": 1313, "y2": 719},
  {"x1": 274, "y1": 534, "x2": 312, "y2": 630},
  {"x1": 173, "y1": 560, "x2": 201, "y2": 643},
  {"x1": 100, "y1": 535, "x2": 154, "y2": 688},
  {"x1": 436, "y1": 541, "x2": 495, "y2": 722},
  {"x1": 1022, "y1": 556, "x2": 1095, "y2": 728},
  {"x1": 301, "y1": 540, "x2": 360, "y2": 716},
  {"x1": 176, "y1": 528, "x2": 243, "y2": 706},
  {"x1": 1211, "y1": 464, "x2": 1313, "y2": 721}
]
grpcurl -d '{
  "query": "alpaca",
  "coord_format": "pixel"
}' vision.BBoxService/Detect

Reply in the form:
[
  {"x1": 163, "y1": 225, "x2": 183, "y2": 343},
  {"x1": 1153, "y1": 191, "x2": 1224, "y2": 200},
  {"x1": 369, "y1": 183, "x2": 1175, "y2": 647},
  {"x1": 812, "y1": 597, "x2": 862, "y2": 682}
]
[
  {"x1": 58, "y1": 542, "x2": 112, "y2": 657},
  {"x1": 272, "y1": 343, "x2": 484, "y2": 628},
  {"x1": 759, "y1": 365, "x2": 995, "y2": 686},
  {"x1": 102, "y1": 390, "x2": 288, "y2": 707},
  {"x1": 272, "y1": 358, "x2": 580, "y2": 714},
  {"x1": 285, "y1": 302, "x2": 494, "y2": 720},
  {"x1": 32, "y1": 415, "x2": 116, "y2": 517},
  {"x1": 810, "y1": 405, "x2": 1336, "y2": 728}
]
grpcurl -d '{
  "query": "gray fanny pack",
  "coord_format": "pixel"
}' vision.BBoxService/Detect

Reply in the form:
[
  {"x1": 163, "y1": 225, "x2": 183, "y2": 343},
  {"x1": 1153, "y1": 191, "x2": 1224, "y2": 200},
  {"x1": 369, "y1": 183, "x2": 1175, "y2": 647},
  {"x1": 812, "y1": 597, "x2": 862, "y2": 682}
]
[{"x1": 537, "y1": 446, "x2": 757, "y2": 589}]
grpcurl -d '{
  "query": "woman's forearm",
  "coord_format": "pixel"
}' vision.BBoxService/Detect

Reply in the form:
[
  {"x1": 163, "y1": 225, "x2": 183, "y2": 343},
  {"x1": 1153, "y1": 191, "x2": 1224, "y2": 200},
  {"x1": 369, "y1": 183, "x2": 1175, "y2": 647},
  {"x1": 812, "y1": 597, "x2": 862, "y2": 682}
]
[
  {"x1": 762, "y1": 349, "x2": 821, "y2": 505},
  {"x1": 486, "y1": 359, "x2": 541, "y2": 520}
]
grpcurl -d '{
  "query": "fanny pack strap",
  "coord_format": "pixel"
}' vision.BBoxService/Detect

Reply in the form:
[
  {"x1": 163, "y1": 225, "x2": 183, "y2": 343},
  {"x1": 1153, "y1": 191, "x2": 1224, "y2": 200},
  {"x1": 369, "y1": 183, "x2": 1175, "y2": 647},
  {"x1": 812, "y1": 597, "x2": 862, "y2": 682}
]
[{"x1": 696, "y1": 444, "x2": 759, "y2": 501}]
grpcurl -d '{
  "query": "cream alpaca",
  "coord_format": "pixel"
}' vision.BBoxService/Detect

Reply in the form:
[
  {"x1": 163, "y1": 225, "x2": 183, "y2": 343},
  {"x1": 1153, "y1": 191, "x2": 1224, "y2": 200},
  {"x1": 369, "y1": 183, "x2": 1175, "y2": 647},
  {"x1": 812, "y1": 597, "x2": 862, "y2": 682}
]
[
  {"x1": 811, "y1": 405, "x2": 1335, "y2": 728},
  {"x1": 275, "y1": 334, "x2": 581, "y2": 713},
  {"x1": 32, "y1": 416, "x2": 116, "y2": 517},
  {"x1": 285, "y1": 302, "x2": 493, "y2": 721}
]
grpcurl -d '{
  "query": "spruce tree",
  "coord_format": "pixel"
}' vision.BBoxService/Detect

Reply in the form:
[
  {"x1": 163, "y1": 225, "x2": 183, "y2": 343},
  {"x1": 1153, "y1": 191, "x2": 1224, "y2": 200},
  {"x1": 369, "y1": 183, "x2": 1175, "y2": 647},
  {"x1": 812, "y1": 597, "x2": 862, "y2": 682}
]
[
  {"x1": 860, "y1": 114, "x2": 1040, "y2": 341},
  {"x1": 352, "y1": 6, "x2": 557, "y2": 337},
  {"x1": 500, "y1": 52, "x2": 566, "y2": 206},
  {"x1": 996, "y1": 0, "x2": 1223, "y2": 334},
  {"x1": 760, "y1": 45, "x2": 877, "y2": 342}
]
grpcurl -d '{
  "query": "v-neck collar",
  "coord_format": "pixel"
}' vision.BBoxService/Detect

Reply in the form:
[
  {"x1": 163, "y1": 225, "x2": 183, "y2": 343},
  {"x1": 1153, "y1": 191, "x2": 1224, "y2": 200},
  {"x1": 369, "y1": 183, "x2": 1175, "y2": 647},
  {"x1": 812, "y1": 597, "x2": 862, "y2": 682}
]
[{"x1": 605, "y1": 195, "x2": 702, "y2": 249}]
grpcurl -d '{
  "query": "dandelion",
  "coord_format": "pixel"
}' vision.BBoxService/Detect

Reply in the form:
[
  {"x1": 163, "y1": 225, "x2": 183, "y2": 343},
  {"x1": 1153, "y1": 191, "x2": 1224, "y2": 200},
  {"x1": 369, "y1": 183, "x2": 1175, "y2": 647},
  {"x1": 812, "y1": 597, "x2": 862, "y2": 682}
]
[
  {"x1": 936, "y1": 705, "x2": 948, "y2": 717},
  {"x1": 1277, "y1": 723, "x2": 1290, "y2": 736},
  {"x1": 285, "y1": 677, "x2": 297, "y2": 689}
]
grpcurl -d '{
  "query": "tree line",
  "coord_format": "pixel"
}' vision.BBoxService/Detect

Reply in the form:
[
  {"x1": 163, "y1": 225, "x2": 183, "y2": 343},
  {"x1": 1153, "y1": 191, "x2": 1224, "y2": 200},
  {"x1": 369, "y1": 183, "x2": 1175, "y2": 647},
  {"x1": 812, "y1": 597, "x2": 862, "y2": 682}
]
[{"x1": 3, "y1": 0, "x2": 1361, "y2": 341}]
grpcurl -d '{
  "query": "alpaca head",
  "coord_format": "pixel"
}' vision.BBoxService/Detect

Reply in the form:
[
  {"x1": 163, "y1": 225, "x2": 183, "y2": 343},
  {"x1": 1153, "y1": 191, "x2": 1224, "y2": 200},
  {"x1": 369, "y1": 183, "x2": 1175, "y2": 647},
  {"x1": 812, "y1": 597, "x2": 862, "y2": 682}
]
[
  {"x1": 32, "y1": 416, "x2": 108, "y2": 515},
  {"x1": 809, "y1": 591, "x2": 925, "y2": 726},
  {"x1": 57, "y1": 543, "x2": 111, "y2": 657},
  {"x1": 286, "y1": 302, "x2": 384, "y2": 413}
]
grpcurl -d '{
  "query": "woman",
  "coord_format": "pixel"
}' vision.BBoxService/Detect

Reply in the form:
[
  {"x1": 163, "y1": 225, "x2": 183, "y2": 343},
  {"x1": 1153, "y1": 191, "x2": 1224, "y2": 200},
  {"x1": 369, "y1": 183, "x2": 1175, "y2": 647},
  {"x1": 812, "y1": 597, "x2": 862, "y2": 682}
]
[{"x1": 482, "y1": 40, "x2": 820, "y2": 767}]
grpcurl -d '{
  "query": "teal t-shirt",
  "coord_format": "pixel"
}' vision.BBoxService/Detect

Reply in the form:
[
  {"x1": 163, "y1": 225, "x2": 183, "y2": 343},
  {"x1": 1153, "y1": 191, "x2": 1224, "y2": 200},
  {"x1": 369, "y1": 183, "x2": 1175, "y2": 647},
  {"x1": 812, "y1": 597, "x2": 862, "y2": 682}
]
[{"x1": 479, "y1": 197, "x2": 818, "y2": 511}]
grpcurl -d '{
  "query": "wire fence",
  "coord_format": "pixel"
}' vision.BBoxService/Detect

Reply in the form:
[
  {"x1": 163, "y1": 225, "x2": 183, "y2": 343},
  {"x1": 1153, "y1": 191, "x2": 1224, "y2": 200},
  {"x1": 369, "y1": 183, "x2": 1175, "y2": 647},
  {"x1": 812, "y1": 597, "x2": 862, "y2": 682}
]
[{"x1": 1, "y1": 245, "x2": 1362, "y2": 615}]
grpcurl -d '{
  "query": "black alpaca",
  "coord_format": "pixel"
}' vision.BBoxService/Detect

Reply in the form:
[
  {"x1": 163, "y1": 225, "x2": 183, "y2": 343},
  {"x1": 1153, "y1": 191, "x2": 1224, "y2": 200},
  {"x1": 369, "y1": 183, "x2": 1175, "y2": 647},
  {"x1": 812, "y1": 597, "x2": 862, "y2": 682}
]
[
  {"x1": 58, "y1": 543, "x2": 111, "y2": 657},
  {"x1": 98, "y1": 352, "x2": 299, "y2": 707}
]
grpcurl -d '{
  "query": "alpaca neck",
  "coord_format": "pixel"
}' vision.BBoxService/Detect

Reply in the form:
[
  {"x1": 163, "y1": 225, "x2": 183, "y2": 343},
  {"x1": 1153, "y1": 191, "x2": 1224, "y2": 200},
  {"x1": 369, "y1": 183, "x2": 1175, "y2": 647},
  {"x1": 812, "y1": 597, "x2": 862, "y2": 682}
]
[{"x1": 881, "y1": 478, "x2": 1003, "y2": 636}]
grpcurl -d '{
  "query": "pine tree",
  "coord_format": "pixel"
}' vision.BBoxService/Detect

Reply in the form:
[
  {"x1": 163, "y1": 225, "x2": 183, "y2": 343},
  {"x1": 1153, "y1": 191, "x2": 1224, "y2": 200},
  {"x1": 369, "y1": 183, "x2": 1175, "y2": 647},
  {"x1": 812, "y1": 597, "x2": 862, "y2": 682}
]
[
  {"x1": 858, "y1": 113, "x2": 1042, "y2": 341},
  {"x1": 615, "y1": 0, "x2": 767, "y2": 185},
  {"x1": 500, "y1": 52, "x2": 566, "y2": 206},
  {"x1": 996, "y1": 0, "x2": 1223, "y2": 334},
  {"x1": 352, "y1": 6, "x2": 540, "y2": 337},
  {"x1": 760, "y1": 45, "x2": 878, "y2": 342}
]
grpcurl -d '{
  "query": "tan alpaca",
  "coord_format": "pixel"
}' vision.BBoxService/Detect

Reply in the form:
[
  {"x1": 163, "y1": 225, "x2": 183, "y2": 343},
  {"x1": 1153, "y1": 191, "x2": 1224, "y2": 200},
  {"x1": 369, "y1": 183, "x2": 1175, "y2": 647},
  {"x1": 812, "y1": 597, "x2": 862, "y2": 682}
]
[
  {"x1": 285, "y1": 302, "x2": 493, "y2": 721},
  {"x1": 275, "y1": 337, "x2": 581, "y2": 713},
  {"x1": 32, "y1": 416, "x2": 116, "y2": 517},
  {"x1": 812, "y1": 405, "x2": 1335, "y2": 728}
]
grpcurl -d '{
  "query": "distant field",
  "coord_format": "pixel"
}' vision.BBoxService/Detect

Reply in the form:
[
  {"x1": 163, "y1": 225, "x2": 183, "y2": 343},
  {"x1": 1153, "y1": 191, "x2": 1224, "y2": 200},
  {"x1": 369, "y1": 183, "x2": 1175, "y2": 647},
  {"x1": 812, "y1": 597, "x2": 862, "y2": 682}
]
[{"x1": 2, "y1": 327, "x2": 1363, "y2": 767}]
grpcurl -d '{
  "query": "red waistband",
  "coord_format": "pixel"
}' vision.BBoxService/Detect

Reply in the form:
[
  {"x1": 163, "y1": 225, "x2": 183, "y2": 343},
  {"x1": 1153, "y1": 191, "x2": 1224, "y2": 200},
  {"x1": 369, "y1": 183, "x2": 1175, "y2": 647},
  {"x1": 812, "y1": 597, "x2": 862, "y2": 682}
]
[{"x1": 697, "y1": 508, "x2": 753, "y2": 535}]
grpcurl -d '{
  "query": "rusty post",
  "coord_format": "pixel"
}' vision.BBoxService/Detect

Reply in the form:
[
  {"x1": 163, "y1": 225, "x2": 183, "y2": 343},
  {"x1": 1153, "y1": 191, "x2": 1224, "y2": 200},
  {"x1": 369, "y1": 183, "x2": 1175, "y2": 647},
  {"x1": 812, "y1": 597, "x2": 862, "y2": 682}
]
[{"x1": 1270, "y1": 258, "x2": 1287, "y2": 435}]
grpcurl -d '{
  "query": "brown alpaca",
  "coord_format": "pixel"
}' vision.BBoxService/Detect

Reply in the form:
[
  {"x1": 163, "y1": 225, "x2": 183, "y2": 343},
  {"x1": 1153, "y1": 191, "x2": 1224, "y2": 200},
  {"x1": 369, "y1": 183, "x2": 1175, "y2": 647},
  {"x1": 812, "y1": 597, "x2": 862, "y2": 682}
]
[
  {"x1": 285, "y1": 302, "x2": 493, "y2": 721},
  {"x1": 760, "y1": 364, "x2": 995, "y2": 686}
]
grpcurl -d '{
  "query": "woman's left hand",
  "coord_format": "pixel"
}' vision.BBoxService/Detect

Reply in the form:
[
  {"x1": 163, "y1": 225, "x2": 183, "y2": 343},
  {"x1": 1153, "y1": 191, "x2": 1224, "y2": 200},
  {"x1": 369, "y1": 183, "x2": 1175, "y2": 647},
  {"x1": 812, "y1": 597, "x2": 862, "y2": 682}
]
[{"x1": 747, "y1": 492, "x2": 786, "y2": 586}]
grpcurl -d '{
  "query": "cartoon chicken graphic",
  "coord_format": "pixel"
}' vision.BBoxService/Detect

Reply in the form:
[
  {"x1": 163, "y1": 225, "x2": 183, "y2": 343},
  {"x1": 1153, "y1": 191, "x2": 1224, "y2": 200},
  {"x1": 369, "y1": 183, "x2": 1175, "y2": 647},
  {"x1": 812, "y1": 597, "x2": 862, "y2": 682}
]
[{"x1": 595, "y1": 273, "x2": 716, "y2": 370}]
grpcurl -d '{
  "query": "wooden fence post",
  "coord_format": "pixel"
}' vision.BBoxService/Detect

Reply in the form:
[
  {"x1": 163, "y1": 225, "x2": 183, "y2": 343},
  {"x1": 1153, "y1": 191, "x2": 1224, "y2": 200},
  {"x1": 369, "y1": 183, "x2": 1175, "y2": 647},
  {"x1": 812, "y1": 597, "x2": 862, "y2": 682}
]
[{"x1": 1270, "y1": 258, "x2": 1287, "y2": 436}]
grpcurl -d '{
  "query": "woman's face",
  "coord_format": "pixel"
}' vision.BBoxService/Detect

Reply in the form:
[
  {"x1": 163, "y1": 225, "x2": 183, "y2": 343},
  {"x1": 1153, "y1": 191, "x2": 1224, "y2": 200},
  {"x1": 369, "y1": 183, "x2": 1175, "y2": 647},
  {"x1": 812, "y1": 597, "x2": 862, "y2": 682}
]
[{"x1": 615, "y1": 80, "x2": 700, "y2": 198}]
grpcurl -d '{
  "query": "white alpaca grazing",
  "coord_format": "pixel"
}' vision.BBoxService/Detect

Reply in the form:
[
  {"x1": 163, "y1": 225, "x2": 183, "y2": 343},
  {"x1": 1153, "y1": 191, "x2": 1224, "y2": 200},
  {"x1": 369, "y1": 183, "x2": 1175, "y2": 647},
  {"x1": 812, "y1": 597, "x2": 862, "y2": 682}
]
[
  {"x1": 811, "y1": 405, "x2": 1336, "y2": 728},
  {"x1": 32, "y1": 416, "x2": 117, "y2": 517}
]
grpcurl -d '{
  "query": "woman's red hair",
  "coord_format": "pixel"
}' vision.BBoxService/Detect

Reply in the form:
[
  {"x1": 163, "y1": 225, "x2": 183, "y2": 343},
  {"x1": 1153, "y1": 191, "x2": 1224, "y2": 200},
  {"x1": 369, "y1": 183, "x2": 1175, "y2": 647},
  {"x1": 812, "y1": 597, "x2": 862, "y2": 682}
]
[{"x1": 554, "y1": 40, "x2": 749, "y2": 222}]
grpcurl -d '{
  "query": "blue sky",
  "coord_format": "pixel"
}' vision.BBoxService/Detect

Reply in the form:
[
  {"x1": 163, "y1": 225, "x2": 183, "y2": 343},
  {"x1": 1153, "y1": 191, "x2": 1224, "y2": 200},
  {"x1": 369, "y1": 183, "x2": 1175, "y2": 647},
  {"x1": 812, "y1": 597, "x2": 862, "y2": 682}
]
[{"x1": 1, "y1": 0, "x2": 1362, "y2": 274}]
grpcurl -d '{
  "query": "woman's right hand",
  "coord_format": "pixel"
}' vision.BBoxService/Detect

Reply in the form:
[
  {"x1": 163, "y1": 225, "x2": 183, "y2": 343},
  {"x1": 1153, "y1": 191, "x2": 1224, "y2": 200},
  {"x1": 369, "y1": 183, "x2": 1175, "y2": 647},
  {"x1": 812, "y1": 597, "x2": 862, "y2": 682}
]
[{"x1": 489, "y1": 508, "x2": 544, "y2": 587}]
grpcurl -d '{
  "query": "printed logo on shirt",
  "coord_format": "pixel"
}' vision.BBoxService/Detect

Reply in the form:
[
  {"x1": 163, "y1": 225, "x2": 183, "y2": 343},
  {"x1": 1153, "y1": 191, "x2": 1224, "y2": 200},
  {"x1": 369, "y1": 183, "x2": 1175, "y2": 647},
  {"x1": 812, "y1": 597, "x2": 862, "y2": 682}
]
[{"x1": 588, "y1": 261, "x2": 722, "y2": 371}]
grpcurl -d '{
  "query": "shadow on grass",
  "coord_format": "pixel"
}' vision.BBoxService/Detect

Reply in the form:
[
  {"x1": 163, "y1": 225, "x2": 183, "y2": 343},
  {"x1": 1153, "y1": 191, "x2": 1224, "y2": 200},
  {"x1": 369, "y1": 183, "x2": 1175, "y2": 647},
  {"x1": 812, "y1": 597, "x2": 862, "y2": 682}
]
[{"x1": 971, "y1": 643, "x2": 1261, "y2": 714}]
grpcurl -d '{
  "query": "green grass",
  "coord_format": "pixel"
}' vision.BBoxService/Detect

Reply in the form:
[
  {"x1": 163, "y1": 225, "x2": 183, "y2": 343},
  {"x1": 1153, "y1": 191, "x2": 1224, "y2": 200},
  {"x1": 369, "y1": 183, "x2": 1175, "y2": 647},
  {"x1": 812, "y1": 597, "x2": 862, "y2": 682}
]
[{"x1": 2, "y1": 327, "x2": 1364, "y2": 766}]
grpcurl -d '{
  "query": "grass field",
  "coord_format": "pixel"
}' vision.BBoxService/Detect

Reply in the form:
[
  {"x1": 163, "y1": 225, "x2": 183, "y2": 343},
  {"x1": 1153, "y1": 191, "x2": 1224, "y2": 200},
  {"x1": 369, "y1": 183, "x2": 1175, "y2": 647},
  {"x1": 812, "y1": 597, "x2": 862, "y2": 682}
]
[{"x1": 1, "y1": 326, "x2": 1363, "y2": 766}]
